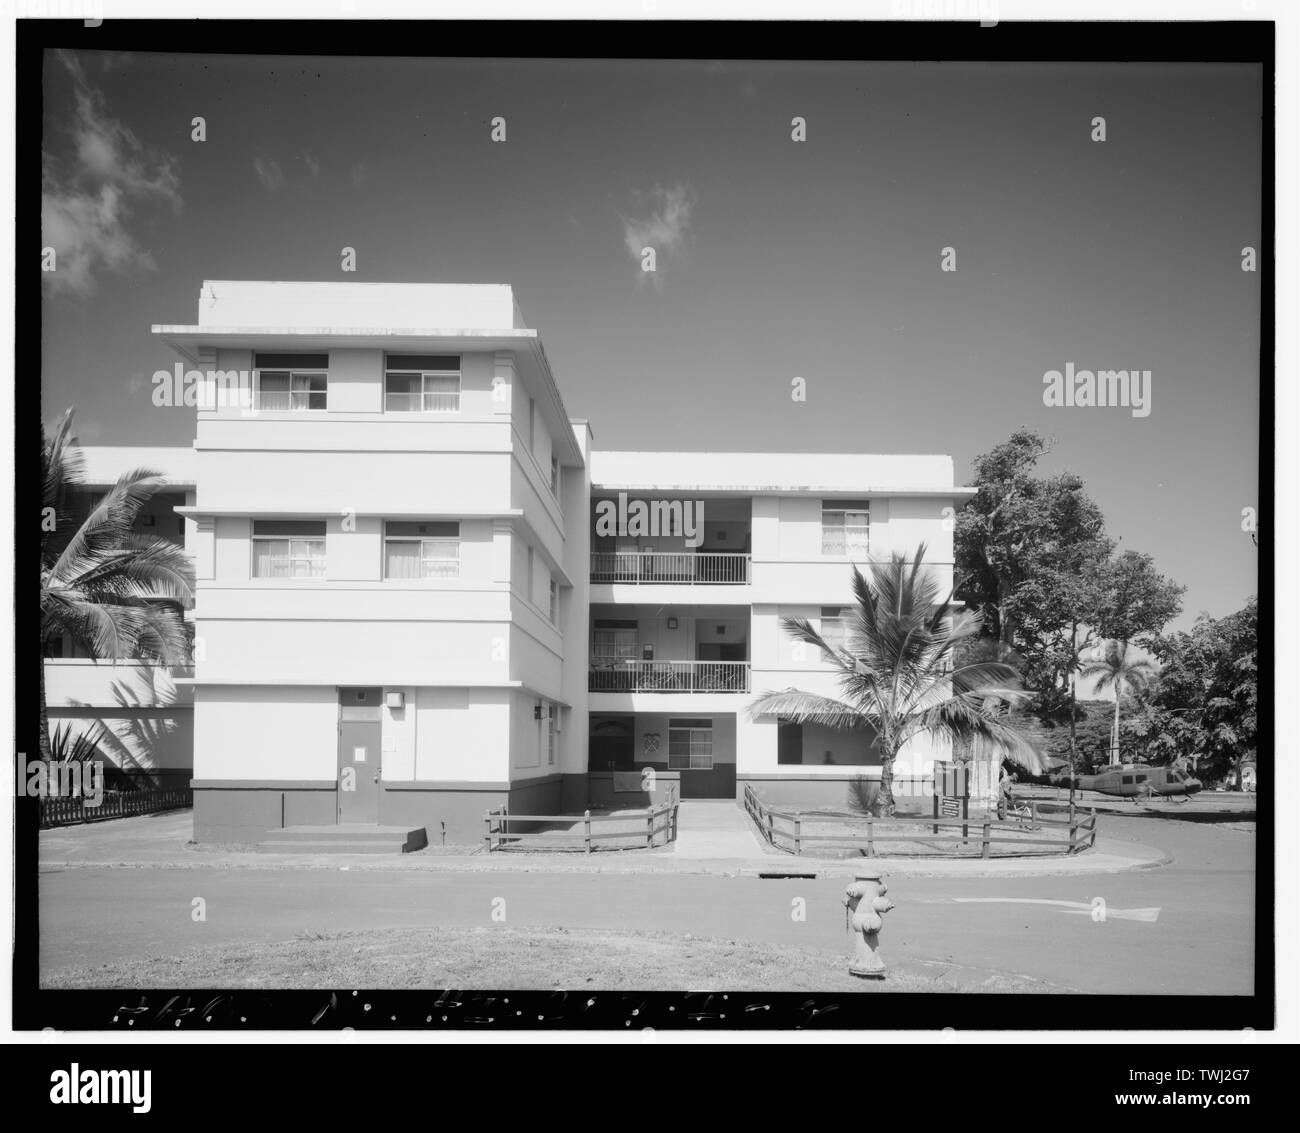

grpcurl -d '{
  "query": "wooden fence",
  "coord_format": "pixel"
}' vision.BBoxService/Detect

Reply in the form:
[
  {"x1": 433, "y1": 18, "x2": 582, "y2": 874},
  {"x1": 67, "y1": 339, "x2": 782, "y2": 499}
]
[
  {"x1": 39, "y1": 787, "x2": 193, "y2": 829},
  {"x1": 484, "y1": 800, "x2": 679, "y2": 853},
  {"x1": 743, "y1": 784, "x2": 1097, "y2": 858}
]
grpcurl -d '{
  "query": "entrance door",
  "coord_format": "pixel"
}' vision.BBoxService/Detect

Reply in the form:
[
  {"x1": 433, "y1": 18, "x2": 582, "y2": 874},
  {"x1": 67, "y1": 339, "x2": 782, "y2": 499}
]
[{"x1": 338, "y1": 687, "x2": 382, "y2": 823}]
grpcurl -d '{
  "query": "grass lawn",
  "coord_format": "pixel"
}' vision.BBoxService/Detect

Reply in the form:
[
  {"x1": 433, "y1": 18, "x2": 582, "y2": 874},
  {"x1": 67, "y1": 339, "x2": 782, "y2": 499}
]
[{"x1": 42, "y1": 926, "x2": 1065, "y2": 992}]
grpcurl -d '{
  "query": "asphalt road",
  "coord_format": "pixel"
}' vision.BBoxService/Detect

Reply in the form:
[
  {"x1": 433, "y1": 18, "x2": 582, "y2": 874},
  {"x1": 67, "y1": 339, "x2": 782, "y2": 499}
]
[{"x1": 38, "y1": 810, "x2": 1255, "y2": 994}]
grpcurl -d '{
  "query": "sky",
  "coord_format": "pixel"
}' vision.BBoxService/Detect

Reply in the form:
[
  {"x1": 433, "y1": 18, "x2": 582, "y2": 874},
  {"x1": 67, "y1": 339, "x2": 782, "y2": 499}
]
[{"x1": 40, "y1": 51, "x2": 1263, "y2": 629}]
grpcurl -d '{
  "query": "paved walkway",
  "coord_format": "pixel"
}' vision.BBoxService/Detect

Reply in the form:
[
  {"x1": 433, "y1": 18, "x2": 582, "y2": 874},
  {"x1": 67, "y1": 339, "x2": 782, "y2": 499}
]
[
  {"x1": 671, "y1": 799, "x2": 773, "y2": 859},
  {"x1": 38, "y1": 807, "x2": 1168, "y2": 877}
]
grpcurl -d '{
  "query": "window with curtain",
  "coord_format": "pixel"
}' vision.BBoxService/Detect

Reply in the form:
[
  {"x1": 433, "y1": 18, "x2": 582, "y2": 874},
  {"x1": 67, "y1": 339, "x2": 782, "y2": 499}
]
[
  {"x1": 820, "y1": 605, "x2": 853, "y2": 659},
  {"x1": 254, "y1": 354, "x2": 328, "y2": 411},
  {"x1": 384, "y1": 520, "x2": 459, "y2": 579},
  {"x1": 821, "y1": 500, "x2": 870, "y2": 556},
  {"x1": 592, "y1": 619, "x2": 638, "y2": 661},
  {"x1": 384, "y1": 354, "x2": 461, "y2": 412},
  {"x1": 251, "y1": 520, "x2": 327, "y2": 578}
]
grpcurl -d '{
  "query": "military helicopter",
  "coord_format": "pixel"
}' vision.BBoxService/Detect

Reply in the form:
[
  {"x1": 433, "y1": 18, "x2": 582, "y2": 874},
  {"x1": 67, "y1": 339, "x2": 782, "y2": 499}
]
[{"x1": 1050, "y1": 763, "x2": 1202, "y2": 800}]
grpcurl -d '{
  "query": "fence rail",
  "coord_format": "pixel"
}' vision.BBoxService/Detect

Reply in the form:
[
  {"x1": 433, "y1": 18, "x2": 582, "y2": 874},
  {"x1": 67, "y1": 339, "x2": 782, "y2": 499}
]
[
  {"x1": 591, "y1": 551, "x2": 750, "y2": 585},
  {"x1": 589, "y1": 660, "x2": 750, "y2": 693},
  {"x1": 484, "y1": 799, "x2": 680, "y2": 853},
  {"x1": 39, "y1": 787, "x2": 193, "y2": 829},
  {"x1": 743, "y1": 784, "x2": 1098, "y2": 858}
]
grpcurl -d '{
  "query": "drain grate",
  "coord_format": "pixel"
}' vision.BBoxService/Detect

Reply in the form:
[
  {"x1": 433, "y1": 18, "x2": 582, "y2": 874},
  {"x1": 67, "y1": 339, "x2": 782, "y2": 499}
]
[{"x1": 758, "y1": 870, "x2": 818, "y2": 879}]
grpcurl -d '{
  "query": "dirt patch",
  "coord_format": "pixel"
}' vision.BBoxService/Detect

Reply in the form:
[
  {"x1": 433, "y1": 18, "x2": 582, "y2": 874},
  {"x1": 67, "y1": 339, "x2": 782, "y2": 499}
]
[{"x1": 42, "y1": 926, "x2": 1069, "y2": 993}]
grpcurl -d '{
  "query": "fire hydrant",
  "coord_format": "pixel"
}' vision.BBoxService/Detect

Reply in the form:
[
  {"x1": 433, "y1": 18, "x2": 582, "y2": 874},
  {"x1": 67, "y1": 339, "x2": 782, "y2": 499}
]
[{"x1": 843, "y1": 870, "x2": 894, "y2": 979}]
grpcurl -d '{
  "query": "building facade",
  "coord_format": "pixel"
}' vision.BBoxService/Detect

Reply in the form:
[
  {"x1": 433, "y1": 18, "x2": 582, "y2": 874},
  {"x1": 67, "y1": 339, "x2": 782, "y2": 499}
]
[{"x1": 55, "y1": 281, "x2": 977, "y2": 842}]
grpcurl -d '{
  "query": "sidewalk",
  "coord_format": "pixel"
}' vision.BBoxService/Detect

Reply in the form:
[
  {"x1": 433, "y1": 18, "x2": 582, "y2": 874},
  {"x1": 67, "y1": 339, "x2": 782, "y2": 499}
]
[{"x1": 39, "y1": 809, "x2": 1169, "y2": 877}]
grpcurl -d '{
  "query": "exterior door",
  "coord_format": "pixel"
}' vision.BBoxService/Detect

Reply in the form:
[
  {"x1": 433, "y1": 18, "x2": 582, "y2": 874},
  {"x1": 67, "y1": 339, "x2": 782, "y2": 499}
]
[{"x1": 338, "y1": 687, "x2": 382, "y2": 823}]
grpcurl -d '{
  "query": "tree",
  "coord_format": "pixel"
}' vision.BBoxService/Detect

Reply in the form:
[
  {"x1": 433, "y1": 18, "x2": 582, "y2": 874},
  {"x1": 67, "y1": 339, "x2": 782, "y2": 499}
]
[
  {"x1": 1093, "y1": 550, "x2": 1185, "y2": 647},
  {"x1": 956, "y1": 430, "x2": 1186, "y2": 774},
  {"x1": 749, "y1": 545, "x2": 1038, "y2": 816},
  {"x1": 1080, "y1": 640, "x2": 1156, "y2": 765},
  {"x1": 1126, "y1": 598, "x2": 1257, "y2": 784},
  {"x1": 39, "y1": 408, "x2": 194, "y2": 760}
]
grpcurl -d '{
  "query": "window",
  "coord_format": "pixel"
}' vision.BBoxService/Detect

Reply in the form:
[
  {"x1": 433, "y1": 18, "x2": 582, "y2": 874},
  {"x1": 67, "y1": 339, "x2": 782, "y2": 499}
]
[
  {"x1": 550, "y1": 456, "x2": 560, "y2": 496},
  {"x1": 592, "y1": 619, "x2": 638, "y2": 661},
  {"x1": 549, "y1": 577, "x2": 559, "y2": 624},
  {"x1": 547, "y1": 708, "x2": 557, "y2": 766},
  {"x1": 384, "y1": 521, "x2": 459, "y2": 578},
  {"x1": 384, "y1": 354, "x2": 461, "y2": 412},
  {"x1": 820, "y1": 606, "x2": 852, "y2": 659},
  {"x1": 254, "y1": 353, "x2": 328, "y2": 411},
  {"x1": 526, "y1": 546, "x2": 534, "y2": 604},
  {"x1": 669, "y1": 718, "x2": 714, "y2": 770},
  {"x1": 822, "y1": 500, "x2": 870, "y2": 557},
  {"x1": 252, "y1": 520, "x2": 326, "y2": 578}
]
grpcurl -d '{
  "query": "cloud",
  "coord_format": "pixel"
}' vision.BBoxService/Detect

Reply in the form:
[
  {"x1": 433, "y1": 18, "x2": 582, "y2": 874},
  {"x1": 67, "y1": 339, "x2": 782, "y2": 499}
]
[
  {"x1": 620, "y1": 183, "x2": 696, "y2": 286},
  {"x1": 253, "y1": 156, "x2": 286, "y2": 192},
  {"x1": 41, "y1": 50, "x2": 181, "y2": 297},
  {"x1": 300, "y1": 150, "x2": 321, "y2": 179},
  {"x1": 351, "y1": 161, "x2": 369, "y2": 189}
]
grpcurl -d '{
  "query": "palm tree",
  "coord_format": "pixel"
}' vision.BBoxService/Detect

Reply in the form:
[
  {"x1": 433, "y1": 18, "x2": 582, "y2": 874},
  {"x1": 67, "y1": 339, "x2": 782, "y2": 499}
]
[
  {"x1": 1080, "y1": 639, "x2": 1156, "y2": 766},
  {"x1": 749, "y1": 544, "x2": 1038, "y2": 817},
  {"x1": 39, "y1": 408, "x2": 195, "y2": 760}
]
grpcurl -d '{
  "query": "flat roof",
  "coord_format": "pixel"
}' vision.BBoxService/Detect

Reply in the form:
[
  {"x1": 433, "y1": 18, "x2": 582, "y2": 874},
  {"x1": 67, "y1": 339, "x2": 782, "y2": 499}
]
[{"x1": 589, "y1": 451, "x2": 971, "y2": 495}]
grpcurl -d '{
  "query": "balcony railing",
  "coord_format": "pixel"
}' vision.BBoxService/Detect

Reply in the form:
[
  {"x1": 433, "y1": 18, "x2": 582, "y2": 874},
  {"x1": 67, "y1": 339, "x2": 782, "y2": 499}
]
[
  {"x1": 590, "y1": 551, "x2": 750, "y2": 585},
  {"x1": 588, "y1": 659, "x2": 750, "y2": 694}
]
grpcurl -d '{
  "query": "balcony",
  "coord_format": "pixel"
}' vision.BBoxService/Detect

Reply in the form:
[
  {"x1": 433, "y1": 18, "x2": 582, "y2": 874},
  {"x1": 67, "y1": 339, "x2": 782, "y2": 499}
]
[
  {"x1": 588, "y1": 659, "x2": 750, "y2": 694},
  {"x1": 590, "y1": 551, "x2": 750, "y2": 585}
]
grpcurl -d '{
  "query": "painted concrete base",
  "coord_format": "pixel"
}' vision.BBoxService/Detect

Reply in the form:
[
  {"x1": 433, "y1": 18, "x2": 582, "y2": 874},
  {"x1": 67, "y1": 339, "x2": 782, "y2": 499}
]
[{"x1": 192, "y1": 774, "x2": 585, "y2": 845}]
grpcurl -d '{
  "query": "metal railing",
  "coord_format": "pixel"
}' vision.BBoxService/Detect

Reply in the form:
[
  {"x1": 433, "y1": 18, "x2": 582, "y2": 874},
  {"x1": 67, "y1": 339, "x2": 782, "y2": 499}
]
[
  {"x1": 590, "y1": 551, "x2": 750, "y2": 584},
  {"x1": 588, "y1": 659, "x2": 750, "y2": 693}
]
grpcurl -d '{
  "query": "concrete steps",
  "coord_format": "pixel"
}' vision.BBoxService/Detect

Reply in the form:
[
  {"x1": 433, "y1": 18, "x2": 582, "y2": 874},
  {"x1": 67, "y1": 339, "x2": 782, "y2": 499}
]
[{"x1": 255, "y1": 824, "x2": 427, "y2": 855}]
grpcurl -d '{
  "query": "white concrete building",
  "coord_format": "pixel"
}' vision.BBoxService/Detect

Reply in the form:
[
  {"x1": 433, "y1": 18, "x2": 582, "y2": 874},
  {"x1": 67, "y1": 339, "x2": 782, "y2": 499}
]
[{"x1": 51, "y1": 281, "x2": 976, "y2": 843}]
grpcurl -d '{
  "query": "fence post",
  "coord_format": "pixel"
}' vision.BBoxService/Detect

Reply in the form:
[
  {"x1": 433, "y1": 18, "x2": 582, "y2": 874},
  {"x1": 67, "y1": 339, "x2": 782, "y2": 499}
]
[
  {"x1": 981, "y1": 820, "x2": 991, "y2": 859},
  {"x1": 646, "y1": 806, "x2": 654, "y2": 849},
  {"x1": 1069, "y1": 808, "x2": 1079, "y2": 853},
  {"x1": 867, "y1": 814, "x2": 874, "y2": 857},
  {"x1": 483, "y1": 809, "x2": 493, "y2": 853},
  {"x1": 584, "y1": 809, "x2": 592, "y2": 854},
  {"x1": 794, "y1": 814, "x2": 802, "y2": 856},
  {"x1": 1030, "y1": 800, "x2": 1038, "y2": 831},
  {"x1": 1089, "y1": 808, "x2": 1098, "y2": 850}
]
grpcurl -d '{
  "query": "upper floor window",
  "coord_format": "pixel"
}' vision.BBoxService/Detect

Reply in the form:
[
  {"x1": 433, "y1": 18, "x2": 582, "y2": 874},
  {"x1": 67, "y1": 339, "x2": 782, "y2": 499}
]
[
  {"x1": 384, "y1": 354, "x2": 461, "y2": 413},
  {"x1": 821, "y1": 500, "x2": 870, "y2": 557},
  {"x1": 254, "y1": 353, "x2": 328, "y2": 411},
  {"x1": 384, "y1": 520, "x2": 459, "y2": 579},
  {"x1": 820, "y1": 606, "x2": 852, "y2": 659},
  {"x1": 550, "y1": 456, "x2": 560, "y2": 497},
  {"x1": 592, "y1": 618, "x2": 638, "y2": 661},
  {"x1": 252, "y1": 520, "x2": 326, "y2": 578},
  {"x1": 549, "y1": 577, "x2": 559, "y2": 624}
]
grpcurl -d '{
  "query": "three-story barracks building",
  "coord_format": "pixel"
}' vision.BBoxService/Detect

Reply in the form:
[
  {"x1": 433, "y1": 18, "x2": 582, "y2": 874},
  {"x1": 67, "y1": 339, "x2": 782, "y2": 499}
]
[{"x1": 54, "y1": 281, "x2": 976, "y2": 843}]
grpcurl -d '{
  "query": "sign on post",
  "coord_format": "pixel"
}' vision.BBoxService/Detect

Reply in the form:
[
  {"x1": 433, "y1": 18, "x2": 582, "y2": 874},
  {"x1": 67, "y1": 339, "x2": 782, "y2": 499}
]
[{"x1": 933, "y1": 759, "x2": 970, "y2": 842}]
